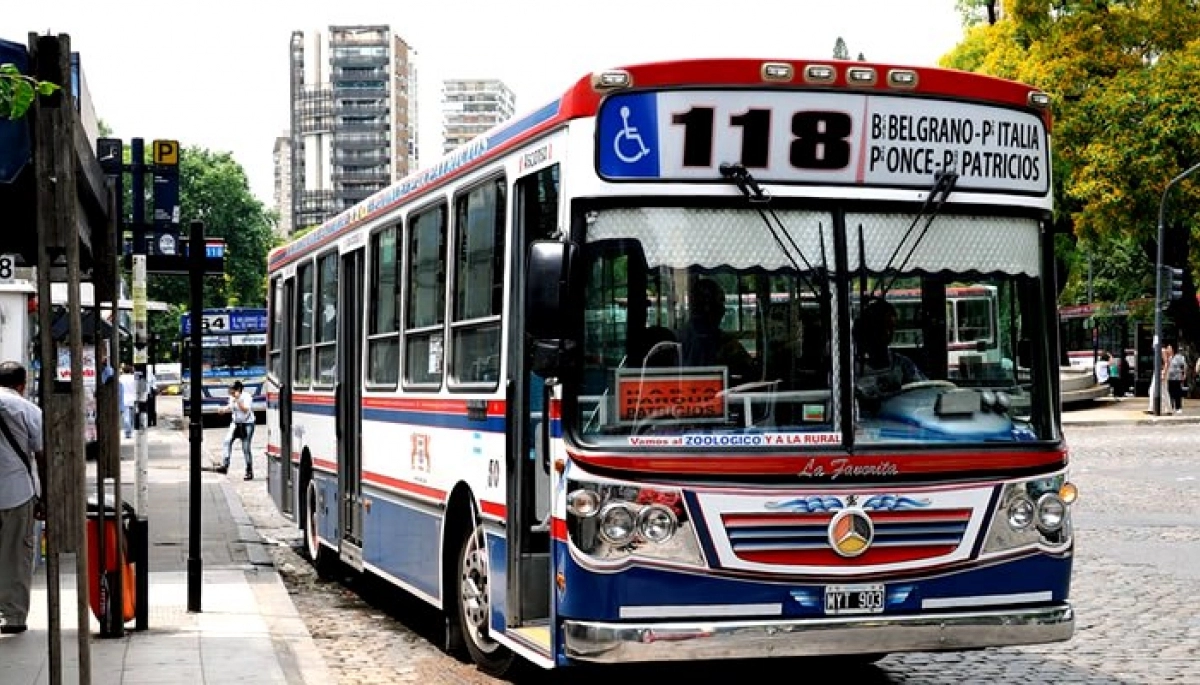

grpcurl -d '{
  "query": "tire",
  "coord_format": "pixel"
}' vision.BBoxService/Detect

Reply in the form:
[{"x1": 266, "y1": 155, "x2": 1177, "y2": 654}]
[
  {"x1": 304, "y1": 477, "x2": 337, "y2": 579},
  {"x1": 456, "y1": 523, "x2": 515, "y2": 676}
]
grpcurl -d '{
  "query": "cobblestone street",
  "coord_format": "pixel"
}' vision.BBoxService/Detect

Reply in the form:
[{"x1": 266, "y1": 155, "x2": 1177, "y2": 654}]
[{"x1": 216, "y1": 419, "x2": 1200, "y2": 684}]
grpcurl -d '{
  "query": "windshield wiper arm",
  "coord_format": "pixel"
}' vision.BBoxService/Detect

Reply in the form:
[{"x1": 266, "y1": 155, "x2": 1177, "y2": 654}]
[
  {"x1": 878, "y1": 169, "x2": 958, "y2": 297},
  {"x1": 719, "y1": 163, "x2": 827, "y2": 298}
]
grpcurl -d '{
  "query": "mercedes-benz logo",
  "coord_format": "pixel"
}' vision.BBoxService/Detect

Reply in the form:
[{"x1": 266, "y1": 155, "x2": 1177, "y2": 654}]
[{"x1": 828, "y1": 508, "x2": 874, "y2": 558}]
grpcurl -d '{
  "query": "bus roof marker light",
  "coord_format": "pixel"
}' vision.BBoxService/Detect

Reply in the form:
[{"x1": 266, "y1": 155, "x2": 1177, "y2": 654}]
[
  {"x1": 761, "y1": 62, "x2": 794, "y2": 82},
  {"x1": 803, "y1": 64, "x2": 836, "y2": 84},
  {"x1": 592, "y1": 70, "x2": 633, "y2": 92},
  {"x1": 846, "y1": 67, "x2": 877, "y2": 86},
  {"x1": 1028, "y1": 91, "x2": 1051, "y2": 108},
  {"x1": 887, "y1": 69, "x2": 918, "y2": 89}
]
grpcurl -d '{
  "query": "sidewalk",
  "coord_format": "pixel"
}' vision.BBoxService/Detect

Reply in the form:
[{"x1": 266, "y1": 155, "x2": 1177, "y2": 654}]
[
  {"x1": 1061, "y1": 395, "x2": 1200, "y2": 427},
  {"x1": 1, "y1": 420, "x2": 331, "y2": 685}
]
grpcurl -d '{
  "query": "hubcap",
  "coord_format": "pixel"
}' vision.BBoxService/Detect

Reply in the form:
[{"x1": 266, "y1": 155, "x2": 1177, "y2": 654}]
[{"x1": 460, "y1": 527, "x2": 498, "y2": 652}]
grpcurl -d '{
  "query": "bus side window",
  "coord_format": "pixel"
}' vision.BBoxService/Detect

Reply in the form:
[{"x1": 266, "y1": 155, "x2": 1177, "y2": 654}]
[{"x1": 450, "y1": 176, "x2": 505, "y2": 388}]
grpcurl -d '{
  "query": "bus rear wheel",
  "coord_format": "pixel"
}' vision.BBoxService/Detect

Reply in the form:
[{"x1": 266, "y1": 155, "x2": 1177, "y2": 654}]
[{"x1": 456, "y1": 523, "x2": 514, "y2": 676}]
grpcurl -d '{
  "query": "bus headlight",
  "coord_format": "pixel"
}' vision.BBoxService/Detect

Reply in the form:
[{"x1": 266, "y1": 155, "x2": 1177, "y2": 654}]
[
  {"x1": 637, "y1": 504, "x2": 677, "y2": 543},
  {"x1": 1007, "y1": 495, "x2": 1035, "y2": 529},
  {"x1": 983, "y1": 472, "x2": 1075, "y2": 555},
  {"x1": 598, "y1": 503, "x2": 637, "y2": 545},
  {"x1": 1036, "y1": 493, "x2": 1066, "y2": 532},
  {"x1": 566, "y1": 478, "x2": 704, "y2": 567}
]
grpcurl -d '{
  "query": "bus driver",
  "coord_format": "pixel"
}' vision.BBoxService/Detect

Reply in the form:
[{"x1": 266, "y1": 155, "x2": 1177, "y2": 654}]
[{"x1": 854, "y1": 297, "x2": 926, "y2": 409}]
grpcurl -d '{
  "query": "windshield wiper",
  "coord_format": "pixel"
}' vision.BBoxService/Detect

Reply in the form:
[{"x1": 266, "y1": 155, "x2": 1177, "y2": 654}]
[
  {"x1": 719, "y1": 163, "x2": 827, "y2": 298},
  {"x1": 875, "y1": 169, "x2": 958, "y2": 297}
]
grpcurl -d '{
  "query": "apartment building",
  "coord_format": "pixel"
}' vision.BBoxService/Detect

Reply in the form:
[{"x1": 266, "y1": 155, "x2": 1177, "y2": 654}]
[
  {"x1": 272, "y1": 134, "x2": 293, "y2": 237},
  {"x1": 285, "y1": 26, "x2": 419, "y2": 234},
  {"x1": 441, "y1": 79, "x2": 516, "y2": 155}
]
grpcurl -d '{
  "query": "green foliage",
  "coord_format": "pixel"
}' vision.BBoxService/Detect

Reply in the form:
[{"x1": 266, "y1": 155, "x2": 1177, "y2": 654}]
[
  {"x1": 0, "y1": 63, "x2": 59, "y2": 119},
  {"x1": 940, "y1": 1, "x2": 1200, "y2": 343}
]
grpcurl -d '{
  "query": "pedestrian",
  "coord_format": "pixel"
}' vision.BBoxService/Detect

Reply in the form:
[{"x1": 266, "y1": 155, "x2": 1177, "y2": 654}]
[
  {"x1": 118, "y1": 364, "x2": 136, "y2": 439},
  {"x1": 1167, "y1": 343, "x2": 1187, "y2": 414},
  {"x1": 1094, "y1": 351, "x2": 1111, "y2": 395},
  {"x1": 0, "y1": 361, "x2": 45, "y2": 635},
  {"x1": 145, "y1": 366, "x2": 157, "y2": 427},
  {"x1": 218, "y1": 381, "x2": 256, "y2": 480},
  {"x1": 1148, "y1": 344, "x2": 1173, "y2": 415}
]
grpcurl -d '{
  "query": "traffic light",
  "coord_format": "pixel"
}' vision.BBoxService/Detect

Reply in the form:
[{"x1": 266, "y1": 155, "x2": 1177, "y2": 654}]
[{"x1": 1167, "y1": 266, "x2": 1185, "y2": 301}]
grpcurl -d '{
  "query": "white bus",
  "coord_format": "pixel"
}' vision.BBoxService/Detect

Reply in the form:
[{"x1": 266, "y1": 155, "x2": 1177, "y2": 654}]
[{"x1": 265, "y1": 57, "x2": 1076, "y2": 676}]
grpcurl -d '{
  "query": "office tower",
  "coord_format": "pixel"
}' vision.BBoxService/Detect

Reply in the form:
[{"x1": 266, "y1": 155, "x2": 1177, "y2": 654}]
[
  {"x1": 441, "y1": 79, "x2": 516, "y2": 155},
  {"x1": 287, "y1": 26, "x2": 419, "y2": 234}
]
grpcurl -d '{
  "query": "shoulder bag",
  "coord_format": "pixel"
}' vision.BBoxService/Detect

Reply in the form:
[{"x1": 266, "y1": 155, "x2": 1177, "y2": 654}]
[{"x1": 0, "y1": 410, "x2": 42, "y2": 518}]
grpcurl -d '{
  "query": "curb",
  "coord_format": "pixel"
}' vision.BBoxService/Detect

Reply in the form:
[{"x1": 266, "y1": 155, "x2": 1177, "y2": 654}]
[{"x1": 1064, "y1": 416, "x2": 1200, "y2": 428}]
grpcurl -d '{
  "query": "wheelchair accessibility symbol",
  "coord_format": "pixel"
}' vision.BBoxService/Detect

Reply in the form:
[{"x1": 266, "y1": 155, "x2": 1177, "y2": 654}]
[{"x1": 613, "y1": 106, "x2": 651, "y2": 164}]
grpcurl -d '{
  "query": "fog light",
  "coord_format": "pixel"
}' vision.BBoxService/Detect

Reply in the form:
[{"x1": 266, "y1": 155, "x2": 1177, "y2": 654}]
[
  {"x1": 567, "y1": 489, "x2": 601, "y2": 518},
  {"x1": 637, "y1": 504, "x2": 677, "y2": 543},
  {"x1": 1037, "y1": 493, "x2": 1066, "y2": 532},
  {"x1": 598, "y1": 503, "x2": 636, "y2": 545},
  {"x1": 1059, "y1": 481, "x2": 1078, "y2": 504},
  {"x1": 1008, "y1": 496, "x2": 1035, "y2": 529}
]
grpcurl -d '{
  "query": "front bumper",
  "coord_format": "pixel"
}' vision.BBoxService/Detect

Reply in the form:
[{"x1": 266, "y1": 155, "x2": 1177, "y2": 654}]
[{"x1": 563, "y1": 603, "x2": 1073, "y2": 663}]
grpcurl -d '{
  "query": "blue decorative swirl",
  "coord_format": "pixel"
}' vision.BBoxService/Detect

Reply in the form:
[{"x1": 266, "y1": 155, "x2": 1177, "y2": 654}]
[
  {"x1": 764, "y1": 496, "x2": 844, "y2": 513},
  {"x1": 860, "y1": 494, "x2": 932, "y2": 511}
]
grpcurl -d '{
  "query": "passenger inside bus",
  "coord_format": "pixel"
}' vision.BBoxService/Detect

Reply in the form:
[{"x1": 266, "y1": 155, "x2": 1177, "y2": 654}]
[
  {"x1": 765, "y1": 301, "x2": 828, "y2": 391},
  {"x1": 854, "y1": 297, "x2": 928, "y2": 410},
  {"x1": 676, "y1": 278, "x2": 756, "y2": 382},
  {"x1": 635, "y1": 325, "x2": 681, "y2": 368}
]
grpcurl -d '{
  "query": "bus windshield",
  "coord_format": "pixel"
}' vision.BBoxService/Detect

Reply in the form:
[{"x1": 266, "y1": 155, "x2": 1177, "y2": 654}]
[
  {"x1": 182, "y1": 340, "x2": 267, "y2": 376},
  {"x1": 573, "y1": 205, "x2": 1049, "y2": 446}
]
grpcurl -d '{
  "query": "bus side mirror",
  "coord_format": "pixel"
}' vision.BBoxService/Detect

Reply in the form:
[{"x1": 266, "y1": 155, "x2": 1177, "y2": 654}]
[{"x1": 526, "y1": 240, "x2": 580, "y2": 376}]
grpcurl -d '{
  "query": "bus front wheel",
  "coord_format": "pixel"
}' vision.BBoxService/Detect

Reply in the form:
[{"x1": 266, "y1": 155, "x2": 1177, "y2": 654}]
[
  {"x1": 304, "y1": 477, "x2": 336, "y2": 579},
  {"x1": 456, "y1": 523, "x2": 514, "y2": 676}
]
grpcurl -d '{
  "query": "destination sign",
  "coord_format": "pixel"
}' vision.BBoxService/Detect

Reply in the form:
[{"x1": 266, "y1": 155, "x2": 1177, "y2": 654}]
[{"x1": 596, "y1": 90, "x2": 1049, "y2": 195}]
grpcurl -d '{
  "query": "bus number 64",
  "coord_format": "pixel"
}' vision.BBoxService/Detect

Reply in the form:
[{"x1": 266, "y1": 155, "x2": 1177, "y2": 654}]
[{"x1": 671, "y1": 107, "x2": 853, "y2": 171}]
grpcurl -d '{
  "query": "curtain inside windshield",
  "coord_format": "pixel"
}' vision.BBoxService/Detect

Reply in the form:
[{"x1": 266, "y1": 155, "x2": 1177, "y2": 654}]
[{"x1": 573, "y1": 207, "x2": 1047, "y2": 447}]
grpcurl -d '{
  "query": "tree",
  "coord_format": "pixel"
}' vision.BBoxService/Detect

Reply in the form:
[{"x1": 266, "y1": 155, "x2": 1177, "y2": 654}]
[
  {"x1": 940, "y1": 1, "x2": 1200, "y2": 346},
  {"x1": 832, "y1": 37, "x2": 850, "y2": 60},
  {"x1": 142, "y1": 147, "x2": 275, "y2": 341},
  {"x1": 0, "y1": 63, "x2": 58, "y2": 119}
]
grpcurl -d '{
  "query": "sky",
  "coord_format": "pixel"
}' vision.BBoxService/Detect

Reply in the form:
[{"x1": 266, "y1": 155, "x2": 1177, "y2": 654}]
[{"x1": 3, "y1": 0, "x2": 968, "y2": 207}]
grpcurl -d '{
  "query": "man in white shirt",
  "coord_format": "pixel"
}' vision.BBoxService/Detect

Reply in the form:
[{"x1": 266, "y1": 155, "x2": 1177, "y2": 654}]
[{"x1": 0, "y1": 362, "x2": 44, "y2": 634}]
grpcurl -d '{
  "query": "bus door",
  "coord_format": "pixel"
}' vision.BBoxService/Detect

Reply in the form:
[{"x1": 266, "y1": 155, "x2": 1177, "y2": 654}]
[
  {"x1": 337, "y1": 248, "x2": 366, "y2": 569},
  {"x1": 278, "y1": 278, "x2": 296, "y2": 515},
  {"x1": 505, "y1": 164, "x2": 560, "y2": 640}
]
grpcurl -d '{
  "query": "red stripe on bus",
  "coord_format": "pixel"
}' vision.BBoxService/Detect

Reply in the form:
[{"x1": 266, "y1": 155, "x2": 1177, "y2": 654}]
[
  {"x1": 567, "y1": 449, "x2": 1067, "y2": 477},
  {"x1": 480, "y1": 501, "x2": 507, "y2": 518}
]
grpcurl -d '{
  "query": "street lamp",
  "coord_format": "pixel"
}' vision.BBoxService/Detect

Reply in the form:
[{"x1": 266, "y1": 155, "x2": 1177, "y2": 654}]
[{"x1": 1152, "y1": 161, "x2": 1200, "y2": 415}]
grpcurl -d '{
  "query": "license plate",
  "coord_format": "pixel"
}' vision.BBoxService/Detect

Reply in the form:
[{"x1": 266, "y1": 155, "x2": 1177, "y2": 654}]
[{"x1": 824, "y1": 584, "x2": 885, "y2": 615}]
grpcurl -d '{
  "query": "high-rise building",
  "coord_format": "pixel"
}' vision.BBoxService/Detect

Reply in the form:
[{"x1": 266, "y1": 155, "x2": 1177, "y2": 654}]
[
  {"x1": 285, "y1": 26, "x2": 419, "y2": 234},
  {"x1": 272, "y1": 134, "x2": 293, "y2": 237},
  {"x1": 441, "y1": 79, "x2": 516, "y2": 155}
]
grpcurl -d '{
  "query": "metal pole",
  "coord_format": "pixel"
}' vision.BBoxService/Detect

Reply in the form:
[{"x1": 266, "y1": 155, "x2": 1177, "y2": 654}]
[
  {"x1": 1153, "y1": 161, "x2": 1200, "y2": 416},
  {"x1": 187, "y1": 221, "x2": 205, "y2": 612}
]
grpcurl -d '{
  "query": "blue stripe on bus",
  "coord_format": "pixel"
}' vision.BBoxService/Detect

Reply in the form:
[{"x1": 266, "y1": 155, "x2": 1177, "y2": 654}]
[
  {"x1": 363, "y1": 489, "x2": 443, "y2": 599},
  {"x1": 553, "y1": 541, "x2": 1072, "y2": 622},
  {"x1": 311, "y1": 471, "x2": 444, "y2": 601},
  {"x1": 294, "y1": 401, "x2": 566, "y2": 435}
]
